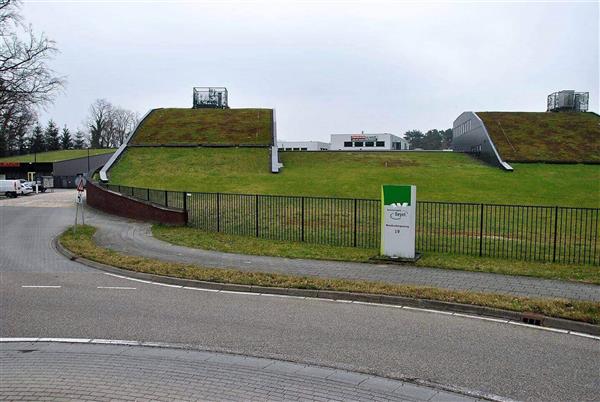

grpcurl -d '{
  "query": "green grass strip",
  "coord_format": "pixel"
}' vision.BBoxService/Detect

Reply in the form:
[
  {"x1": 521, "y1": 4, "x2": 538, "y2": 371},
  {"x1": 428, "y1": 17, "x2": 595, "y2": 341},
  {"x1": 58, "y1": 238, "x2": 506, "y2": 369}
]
[
  {"x1": 152, "y1": 225, "x2": 600, "y2": 285},
  {"x1": 60, "y1": 225, "x2": 600, "y2": 324}
]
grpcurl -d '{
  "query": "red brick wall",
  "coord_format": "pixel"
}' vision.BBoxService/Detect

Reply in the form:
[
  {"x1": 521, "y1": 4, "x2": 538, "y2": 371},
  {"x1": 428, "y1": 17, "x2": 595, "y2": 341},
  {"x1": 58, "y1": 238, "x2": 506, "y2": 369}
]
[{"x1": 87, "y1": 181, "x2": 187, "y2": 226}]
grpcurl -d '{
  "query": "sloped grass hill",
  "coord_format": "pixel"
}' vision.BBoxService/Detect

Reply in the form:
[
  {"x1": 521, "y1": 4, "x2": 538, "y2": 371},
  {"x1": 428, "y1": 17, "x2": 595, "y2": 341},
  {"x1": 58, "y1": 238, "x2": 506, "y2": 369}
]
[
  {"x1": 0, "y1": 149, "x2": 115, "y2": 163},
  {"x1": 108, "y1": 148, "x2": 600, "y2": 207},
  {"x1": 130, "y1": 108, "x2": 273, "y2": 145},
  {"x1": 477, "y1": 112, "x2": 600, "y2": 163}
]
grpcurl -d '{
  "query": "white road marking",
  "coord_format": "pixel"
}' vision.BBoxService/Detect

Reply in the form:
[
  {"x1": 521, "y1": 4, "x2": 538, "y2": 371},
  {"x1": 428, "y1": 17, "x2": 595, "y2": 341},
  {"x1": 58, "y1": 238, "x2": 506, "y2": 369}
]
[
  {"x1": 97, "y1": 286, "x2": 136, "y2": 290},
  {"x1": 98, "y1": 270, "x2": 599, "y2": 341},
  {"x1": 21, "y1": 285, "x2": 61, "y2": 288},
  {"x1": 183, "y1": 286, "x2": 220, "y2": 292}
]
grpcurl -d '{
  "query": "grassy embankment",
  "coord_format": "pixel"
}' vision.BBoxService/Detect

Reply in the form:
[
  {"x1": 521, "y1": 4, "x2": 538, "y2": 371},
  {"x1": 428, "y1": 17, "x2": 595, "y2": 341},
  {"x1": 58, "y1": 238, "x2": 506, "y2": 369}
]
[
  {"x1": 478, "y1": 111, "x2": 600, "y2": 163},
  {"x1": 152, "y1": 225, "x2": 600, "y2": 285},
  {"x1": 60, "y1": 225, "x2": 600, "y2": 324},
  {"x1": 131, "y1": 108, "x2": 273, "y2": 145},
  {"x1": 0, "y1": 149, "x2": 115, "y2": 163},
  {"x1": 109, "y1": 147, "x2": 600, "y2": 207}
]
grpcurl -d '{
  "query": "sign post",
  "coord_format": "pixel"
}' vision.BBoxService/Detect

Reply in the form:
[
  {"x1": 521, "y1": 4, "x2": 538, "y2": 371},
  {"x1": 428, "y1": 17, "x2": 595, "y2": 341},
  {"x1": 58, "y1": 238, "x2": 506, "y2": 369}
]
[
  {"x1": 74, "y1": 176, "x2": 85, "y2": 233},
  {"x1": 380, "y1": 184, "x2": 418, "y2": 260}
]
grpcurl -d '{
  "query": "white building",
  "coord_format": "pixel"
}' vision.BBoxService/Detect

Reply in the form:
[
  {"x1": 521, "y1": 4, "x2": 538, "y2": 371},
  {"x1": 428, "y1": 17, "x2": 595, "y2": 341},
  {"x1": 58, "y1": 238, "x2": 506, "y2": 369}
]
[
  {"x1": 277, "y1": 141, "x2": 330, "y2": 151},
  {"x1": 330, "y1": 133, "x2": 409, "y2": 151}
]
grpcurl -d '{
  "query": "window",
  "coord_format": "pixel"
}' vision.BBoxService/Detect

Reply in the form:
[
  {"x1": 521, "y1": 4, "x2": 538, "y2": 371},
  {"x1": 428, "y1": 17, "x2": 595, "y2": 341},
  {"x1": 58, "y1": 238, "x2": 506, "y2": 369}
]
[
  {"x1": 354, "y1": 141, "x2": 364, "y2": 147},
  {"x1": 301, "y1": 147, "x2": 307, "y2": 151},
  {"x1": 365, "y1": 142, "x2": 374, "y2": 147},
  {"x1": 344, "y1": 141, "x2": 352, "y2": 147},
  {"x1": 376, "y1": 141, "x2": 385, "y2": 147},
  {"x1": 293, "y1": 148, "x2": 300, "y2": 151}
]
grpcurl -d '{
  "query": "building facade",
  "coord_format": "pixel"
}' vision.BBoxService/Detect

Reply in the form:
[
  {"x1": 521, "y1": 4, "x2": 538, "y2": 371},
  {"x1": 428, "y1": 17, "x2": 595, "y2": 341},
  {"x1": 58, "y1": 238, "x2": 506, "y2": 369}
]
[
  {"x1": 277, "y1": 141, "x2": 330, "y2": 151},
  {"x1": 451, "y1": 112, "x2": 513, "y2": 171},
  {"x1": 330, "y1": 133, "x2": 409, "y2": 151},
  {"x1": 0, "y1": 152, "x2": 115, "y2": 188}
]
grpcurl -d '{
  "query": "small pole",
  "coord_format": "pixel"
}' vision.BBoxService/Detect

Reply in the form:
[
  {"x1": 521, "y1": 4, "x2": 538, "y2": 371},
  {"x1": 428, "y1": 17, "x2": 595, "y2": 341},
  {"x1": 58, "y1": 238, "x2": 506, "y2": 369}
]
[
  {"x1": 255, "y1": 194, "x2": 259, "y2": 237},
  {"x1": 183, "y1": 192, "x2": 187, "y2": 212},
  {"x1": 217, "y1": 193, "x2": 221, "y2": 232},
  {"x1": 479, "y1": 203, "x2": 484, "y2": 257},
  {"x1": 301, "y1": 197, "x2": 305, "y2": 242},
  {"x1": 87, "y1": 148, "x2": 90, "y2": 174},
  {"x1": 164, "y1": 190, "x2": 168, "y2": 207},
  {"x1": 553, "y1": 206, "x2": 558, "y2": 263},
  {"x1": 353, "y1": 199, "x2": 357, "y2": 247},
  {"x1": 147, "y1": 188, "x2": 150, "y2": 201}
]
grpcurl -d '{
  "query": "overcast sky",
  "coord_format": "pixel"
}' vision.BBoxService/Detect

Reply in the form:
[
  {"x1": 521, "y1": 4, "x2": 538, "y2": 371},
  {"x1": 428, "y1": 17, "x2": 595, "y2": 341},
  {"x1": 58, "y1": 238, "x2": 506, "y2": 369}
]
[{"x1": 22, "y1": 0, "x2": 599, "y2": 142}]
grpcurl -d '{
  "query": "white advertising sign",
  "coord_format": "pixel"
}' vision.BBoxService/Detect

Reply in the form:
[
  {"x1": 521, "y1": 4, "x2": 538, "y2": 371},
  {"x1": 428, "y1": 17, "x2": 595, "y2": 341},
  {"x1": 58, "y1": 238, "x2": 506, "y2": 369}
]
[{"x1": 381, "y1": 185, "x2": 416, "y2": 259}]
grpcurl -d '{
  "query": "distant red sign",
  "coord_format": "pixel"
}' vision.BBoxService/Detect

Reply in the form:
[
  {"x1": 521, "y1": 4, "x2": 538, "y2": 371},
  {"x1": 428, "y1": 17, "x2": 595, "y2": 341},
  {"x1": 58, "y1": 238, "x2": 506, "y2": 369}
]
[{"x1": 0, "y1": 162, "x2": 20, "y2": 167}]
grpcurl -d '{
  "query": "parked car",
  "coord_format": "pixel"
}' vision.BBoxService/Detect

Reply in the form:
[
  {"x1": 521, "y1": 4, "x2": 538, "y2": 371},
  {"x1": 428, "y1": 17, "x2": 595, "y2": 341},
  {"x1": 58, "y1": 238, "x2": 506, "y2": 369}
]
[
  {"x1": 19, "y1": 179, "x2": 46, "y2": 193},
  {"x1": 20, "y1": 183, "x2": 33, "y2": 195},
  {"x1": 0, "y1": 179, "x2": 22, "y2": 198}
]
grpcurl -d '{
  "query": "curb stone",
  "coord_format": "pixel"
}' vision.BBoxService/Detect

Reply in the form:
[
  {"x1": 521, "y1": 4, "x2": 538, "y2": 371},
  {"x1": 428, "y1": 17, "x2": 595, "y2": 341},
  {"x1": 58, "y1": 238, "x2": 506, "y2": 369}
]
[
  {"x1": 0, "y1": 339, "x2": 513, "y2": 402},
  {"x1": 54, "y1": 236, "x2": 600, "y2": 336}
]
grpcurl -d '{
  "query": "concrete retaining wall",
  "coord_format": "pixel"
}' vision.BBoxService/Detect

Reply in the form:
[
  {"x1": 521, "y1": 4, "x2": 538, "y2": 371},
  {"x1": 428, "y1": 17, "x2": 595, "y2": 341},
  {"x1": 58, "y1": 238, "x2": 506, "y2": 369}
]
[{"x1": 86, "y1": 181, "x2": 187, "y2": 226}]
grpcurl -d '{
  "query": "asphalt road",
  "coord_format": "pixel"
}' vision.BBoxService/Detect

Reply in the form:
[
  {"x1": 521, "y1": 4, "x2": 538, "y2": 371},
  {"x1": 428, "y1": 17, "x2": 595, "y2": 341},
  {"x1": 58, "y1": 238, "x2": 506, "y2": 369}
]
[{"x1": 1, "y1": 191, "x2": 599, "y2": 401}]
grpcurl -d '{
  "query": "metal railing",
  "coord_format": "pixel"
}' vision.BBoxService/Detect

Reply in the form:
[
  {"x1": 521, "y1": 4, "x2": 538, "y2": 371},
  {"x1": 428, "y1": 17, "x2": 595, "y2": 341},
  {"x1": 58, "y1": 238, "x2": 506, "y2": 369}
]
[{"x1": 102, "y1": 183, "x2": 600, "y2": 265}]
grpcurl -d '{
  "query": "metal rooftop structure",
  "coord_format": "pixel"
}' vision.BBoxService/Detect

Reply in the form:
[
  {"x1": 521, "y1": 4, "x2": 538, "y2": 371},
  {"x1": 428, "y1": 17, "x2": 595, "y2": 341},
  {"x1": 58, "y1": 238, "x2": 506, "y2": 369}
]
[
  {"x1": 547, "y1": 90, "x2": 589, "y2": 112},
  {"x1": 193, "y1": 87, "x2": 228, "y2": 109}
]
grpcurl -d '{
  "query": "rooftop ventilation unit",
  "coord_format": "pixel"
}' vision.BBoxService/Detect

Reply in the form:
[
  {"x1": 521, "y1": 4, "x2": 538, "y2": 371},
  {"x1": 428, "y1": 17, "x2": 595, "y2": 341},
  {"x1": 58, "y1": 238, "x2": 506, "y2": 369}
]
[
  {"x1": 547, "y1": 90, "x2": 589, "y2": 112},
  {"x1": 193, "y1": 87, "x2": 228, "y2": 109}
]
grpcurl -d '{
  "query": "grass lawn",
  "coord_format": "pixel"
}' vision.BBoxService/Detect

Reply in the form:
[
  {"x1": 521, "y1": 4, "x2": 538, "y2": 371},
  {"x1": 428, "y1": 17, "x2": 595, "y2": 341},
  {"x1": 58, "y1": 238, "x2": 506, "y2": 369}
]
[
  {"x1": 152, "y1": 225, "x2": 600, "y2": 285},
  {"x1": 0, "y1": 149, "x2": 115, "y2": 163},
  {"x1": 108, "y1": 148, "x2": 600, "y2": 207},
  {"x1": 479, "y1": 112, "x2": 600, "y2": 163},
  {"x1": 60, "y1": 225, "x2": 600, "y2": 324},
  {"x1": 131, "y1": 108, "x2": 273, "y2": 145}
]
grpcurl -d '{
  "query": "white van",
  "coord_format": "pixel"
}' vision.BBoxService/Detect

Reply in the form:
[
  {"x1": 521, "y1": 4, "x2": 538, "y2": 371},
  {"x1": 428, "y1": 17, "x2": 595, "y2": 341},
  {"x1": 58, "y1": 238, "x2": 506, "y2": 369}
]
[{"x1": 0, "y1": 180, "x2": 22, "y2": 198}]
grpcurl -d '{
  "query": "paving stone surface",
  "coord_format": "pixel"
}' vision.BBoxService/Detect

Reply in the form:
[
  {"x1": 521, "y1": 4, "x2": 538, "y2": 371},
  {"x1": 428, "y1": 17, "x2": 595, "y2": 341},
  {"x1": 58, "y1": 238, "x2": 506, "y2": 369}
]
[
  {"x1": 87, "y1": 207, "x2": 600, "y2": 302},
  {"x1": 0, "y1": 342, "x2": 478, "y2": 401}
]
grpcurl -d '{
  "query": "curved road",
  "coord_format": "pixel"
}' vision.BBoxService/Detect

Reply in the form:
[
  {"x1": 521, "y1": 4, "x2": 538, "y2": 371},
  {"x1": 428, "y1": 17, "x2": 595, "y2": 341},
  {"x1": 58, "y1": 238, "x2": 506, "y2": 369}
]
[{"x1": 1, "y1": 191, "x2": 599, "y2": 401}]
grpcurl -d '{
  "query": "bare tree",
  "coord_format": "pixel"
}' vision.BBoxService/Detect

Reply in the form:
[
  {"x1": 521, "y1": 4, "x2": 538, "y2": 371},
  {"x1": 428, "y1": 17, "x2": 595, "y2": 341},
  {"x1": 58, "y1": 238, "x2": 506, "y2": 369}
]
[
  {"x1": 87, "y1": 98, "x2": 112, "y2": 148},
  {"x1": 0, "y1": 0, "x2": 64, "y2": 155},
  {"x1": 107, "y1": 107, "x2": 138, "y2": 147},
  {"x1": 86, "y1": 99, "x2": 138, "y2": 148}
]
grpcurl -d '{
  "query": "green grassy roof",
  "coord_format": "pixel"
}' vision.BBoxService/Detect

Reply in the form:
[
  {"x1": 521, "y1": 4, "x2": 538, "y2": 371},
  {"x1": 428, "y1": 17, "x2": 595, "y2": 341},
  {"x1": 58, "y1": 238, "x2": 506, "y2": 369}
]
[
  {"x1": 130, "y1": 108, "x2": 273, "y2": 145},
  {"x1": 0, "y1": 149, "x2": 115, "y2": 163},
  {"x1": 477, "y1": 112, "x2": 600, "y2": 163}
]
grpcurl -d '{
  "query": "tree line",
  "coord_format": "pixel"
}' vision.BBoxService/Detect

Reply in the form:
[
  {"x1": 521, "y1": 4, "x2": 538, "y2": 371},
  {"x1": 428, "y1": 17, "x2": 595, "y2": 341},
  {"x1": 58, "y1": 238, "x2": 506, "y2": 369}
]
[
  {"x1": 0, "y1": 1, "x2": 138, "y2": 157},
  {"x1": 403, "y1": 129, "x2": 453, "y2": 150}
]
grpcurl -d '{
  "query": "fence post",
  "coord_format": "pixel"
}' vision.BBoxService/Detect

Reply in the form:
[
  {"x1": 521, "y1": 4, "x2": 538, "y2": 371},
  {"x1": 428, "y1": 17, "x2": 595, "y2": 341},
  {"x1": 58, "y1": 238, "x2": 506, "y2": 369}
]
[
  {"x1": 353, "y1": 199, "x2": 357, "y2": 247},
  {"x1": 479, "y1": 203, "x2": 484, "y2": 257},
  {"x1": 216, "y1": 193, "x2": 221, "y2": 232},
  {"x1": 255, "y1": 194, "x2": 259, "y2": 237},
  {"x1": 164, "y1": 190, "x2": 168, "y2": 207},
  {"x1": 301, "y1": 197, "x2": 305, "y2": 242},
  {"x1": 147, "y1": 188, "x2": 150, "y2": 201},
  {"x1": 118, "y1": 185, "x2": 121, "y2": 193},
  {"x1": 553, "y1": 206, "x2": 558, "y2": 263},
  {"x1": 182, "y1": 192, "x2": 187, "y2": 211}
]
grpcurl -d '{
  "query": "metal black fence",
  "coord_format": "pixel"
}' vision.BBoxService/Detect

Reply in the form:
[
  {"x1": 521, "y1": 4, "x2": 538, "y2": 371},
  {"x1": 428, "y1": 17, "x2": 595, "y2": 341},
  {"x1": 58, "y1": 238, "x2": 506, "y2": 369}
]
[{"x1": 103, "y1": 183, "x2": 600, "y2": 266}]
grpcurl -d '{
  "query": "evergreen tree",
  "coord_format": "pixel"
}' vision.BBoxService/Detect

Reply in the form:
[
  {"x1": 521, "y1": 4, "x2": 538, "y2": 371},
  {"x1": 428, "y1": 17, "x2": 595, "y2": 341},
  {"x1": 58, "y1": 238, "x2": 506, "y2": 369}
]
[
  {"x1": 15, "y1": 125, "x2": 28, "y2": 155},
  {"x1": 30, "y1": 125, "x2": 46, "y2": 153},
  {"x1": 60, "y1": 126, "x2": 72, "y2": 150},
  {"x1": 73, "y1": 129, "x2": 87, "y2": 149},
  {"x1": 44, "y1": 120, "x2": 60, "y2": 151}
]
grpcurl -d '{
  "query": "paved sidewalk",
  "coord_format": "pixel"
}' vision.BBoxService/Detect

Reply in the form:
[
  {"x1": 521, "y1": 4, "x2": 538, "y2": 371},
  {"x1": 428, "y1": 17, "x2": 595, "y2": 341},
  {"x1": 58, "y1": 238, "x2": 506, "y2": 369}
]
[
  {"x1": 0, "y1": 342, "x2": 477, "y2": 401},
  {"x1": 88, "y1": 209, "x2": 600, "y2": 302}
]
